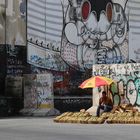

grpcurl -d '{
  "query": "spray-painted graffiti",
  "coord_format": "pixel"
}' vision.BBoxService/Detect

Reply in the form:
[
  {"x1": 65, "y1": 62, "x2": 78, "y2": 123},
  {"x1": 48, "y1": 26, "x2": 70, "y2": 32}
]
[
  {"x1": 6, "y1": 45, "x2": 26, "y2": 76},
  {"x1": 126, "y1": 79, "x2": 137, "y2": 106},
  {"x1": 0, "y1": 0, "x2": 26, "y2": 97},
  {"x1": 24, "y1": 74, "x2": 38, "y2": 109},
  {"x1": 92, "y1": 63, "x2": 140, "y2": 107},
  {"x1": 27, "y1": 42, "x2": 68, "y2": 71},
  {"x1": 24, "y1": 74, "x2": 54, "y2": 109},
  {"x1": 27, "y1": 0, "x2": 140, "y2": 99},
  {"x1": 27, "y1": 0, "x2": 129, "y2": 72},
  {"x1": 36, "y1": 74, "x2": 54, "y2": 109},
  {"x1": 62, "y1": 0, "x2": 128, "y2": 70}
]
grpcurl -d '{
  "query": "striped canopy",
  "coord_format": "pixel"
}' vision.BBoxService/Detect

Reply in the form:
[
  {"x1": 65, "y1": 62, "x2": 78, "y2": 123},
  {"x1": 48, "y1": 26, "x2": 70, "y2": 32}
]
[{"x1": 79, "y1": 76, "x2": 114, "y2": 89}]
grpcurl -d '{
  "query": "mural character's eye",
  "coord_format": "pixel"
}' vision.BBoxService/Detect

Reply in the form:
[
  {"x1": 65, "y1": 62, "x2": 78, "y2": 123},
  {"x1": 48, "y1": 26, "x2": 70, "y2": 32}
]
[
  {"x1": 106, "y1": 2, "x2": 112, "y2": 22},
  {"x1": 81, "y1": 0, "x2": 91, "y2": 21}
]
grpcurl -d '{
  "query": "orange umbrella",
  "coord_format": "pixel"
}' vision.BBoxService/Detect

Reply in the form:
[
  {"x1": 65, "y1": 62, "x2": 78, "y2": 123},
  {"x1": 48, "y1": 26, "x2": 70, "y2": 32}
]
[{"x1": 79, "y1": 76, "x2": 114, "y2": 89}]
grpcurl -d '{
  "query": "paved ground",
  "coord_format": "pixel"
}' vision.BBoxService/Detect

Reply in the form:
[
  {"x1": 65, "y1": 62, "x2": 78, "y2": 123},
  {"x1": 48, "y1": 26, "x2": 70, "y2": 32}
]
[{"x1": 0, "y1": 117, "x2": 140, "y2": 140}]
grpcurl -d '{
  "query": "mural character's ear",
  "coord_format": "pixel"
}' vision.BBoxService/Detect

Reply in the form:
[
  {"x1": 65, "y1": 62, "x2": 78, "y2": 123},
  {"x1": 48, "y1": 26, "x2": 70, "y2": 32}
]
[
  {"x1": 81, "y1": 0, "x2": 91, "y2": 21},
  {"x1": 106, "y1": 2, "x2": 113, "y2": 22},
  {"x1": 111, "y1": 0, "x2": 128, "y2": 9}
]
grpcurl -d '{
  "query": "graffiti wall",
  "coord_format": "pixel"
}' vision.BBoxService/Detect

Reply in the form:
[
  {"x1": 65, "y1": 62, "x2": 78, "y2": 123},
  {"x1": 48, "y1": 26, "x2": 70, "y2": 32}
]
[
  {"x1": 27, "y1": 0, "x2": 140, "y2": 97},
  {"x1": 24, "y1": 74, "x2": 37, "y2": 109},
  {"x1": 92, "y1": 63, "x2": 140, "y2": 108},
  {"x1": 24, "y1": 74, "x2": 54, "y2": 109},
  {"x1": 0, "y1": 0, "x2": 27, "y2": 96},
  {"x1": 36, "y1": 74, "x2": 54, "y2": 109},
  {"x1": 27, "y1": 0, "x2": 129, "y2": 71},
  {"x1": 6, "y1": 0, "x2": 26, "y2": 77}
]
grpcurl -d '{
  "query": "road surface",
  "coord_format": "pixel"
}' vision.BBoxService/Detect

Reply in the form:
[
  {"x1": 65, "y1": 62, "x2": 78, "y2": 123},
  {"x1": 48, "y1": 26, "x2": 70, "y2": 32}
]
[{"x1": 0, "y1": 117, "x2": 140, "y2": 140}]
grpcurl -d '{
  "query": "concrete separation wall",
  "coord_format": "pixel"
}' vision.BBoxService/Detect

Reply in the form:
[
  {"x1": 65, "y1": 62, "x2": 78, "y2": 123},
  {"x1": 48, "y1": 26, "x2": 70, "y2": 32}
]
[
  {"x1": 92, "y1": 63, "x2": 140, "y2": 106},
  {"x1": 20, "y1": 73, "x2": 60, "y2": 116},
  {"x1": 87, "y1": 63, "x2": 140, "y2": 115}
]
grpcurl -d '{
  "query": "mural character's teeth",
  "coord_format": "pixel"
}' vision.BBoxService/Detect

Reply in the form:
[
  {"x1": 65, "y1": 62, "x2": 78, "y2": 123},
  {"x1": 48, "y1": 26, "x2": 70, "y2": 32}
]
[
  {"x1": 84, "y1": 12, "x2": 97, "y2": 32},
  {"x1": 96, "y1": 12, "x2": 110, "y2": 33}
]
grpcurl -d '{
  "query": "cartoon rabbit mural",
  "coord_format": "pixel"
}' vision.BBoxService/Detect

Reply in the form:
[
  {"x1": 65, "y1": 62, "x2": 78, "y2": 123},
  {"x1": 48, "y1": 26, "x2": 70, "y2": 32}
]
[{"x1": 61, "y1": 0, "x2": 128, "y2": 71}]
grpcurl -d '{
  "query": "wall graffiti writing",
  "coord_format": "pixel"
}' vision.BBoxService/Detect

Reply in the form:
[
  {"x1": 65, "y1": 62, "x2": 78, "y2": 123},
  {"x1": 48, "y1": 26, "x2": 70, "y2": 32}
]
[
  {"x1": 28, "y1": 42, "x2": 68, "y2": 71},
  {"x1": 54, "y1": 97, "x2": 92, "y2": 112},
  {"x1": 6, "y1": 45, "x2": 26, "y2": 76},
  {"x1": 36, "y1": 74, "x2": 54, "y2": 109},
  {"x1": 23, "y1": 74, "x2": 54, "y2": 109},
  {"x1": 24, "y1": 74, "x2": 38, "y2": 109},
  {"x1": 0, "y1": 0, "x2": 26, "y2": 97},
  {"x1": 92, "y1": 63, "x2": 140, "y2": 107}
]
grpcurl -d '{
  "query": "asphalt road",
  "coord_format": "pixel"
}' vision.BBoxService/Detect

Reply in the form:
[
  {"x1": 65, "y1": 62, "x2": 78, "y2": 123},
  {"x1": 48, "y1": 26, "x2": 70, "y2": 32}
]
[{"x1": 0, "y1": 117, "x2": 140, "y2": 140}]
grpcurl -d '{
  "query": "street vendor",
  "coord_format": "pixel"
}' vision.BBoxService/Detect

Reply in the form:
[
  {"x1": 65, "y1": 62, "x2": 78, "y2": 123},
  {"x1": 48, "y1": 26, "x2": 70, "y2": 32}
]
[{"x1": 96, "y1": 91, "x2": 113, "y2": 117}]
